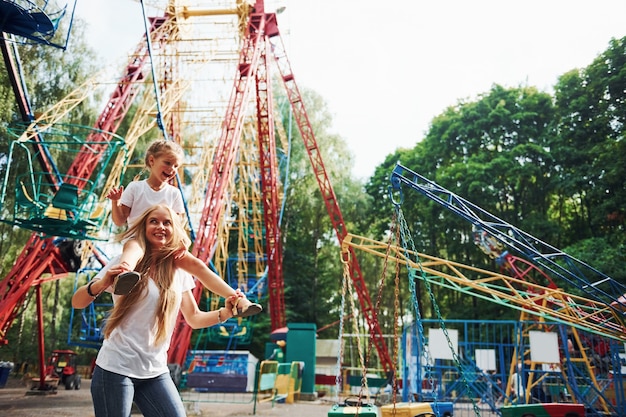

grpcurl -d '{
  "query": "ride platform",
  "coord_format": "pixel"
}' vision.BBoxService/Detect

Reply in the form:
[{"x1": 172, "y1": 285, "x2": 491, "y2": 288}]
[
  {"x1": 328, "y1": 399, "x2": 378, "y2": 417},
  {"x1": 380, "y1": 401, "x2": 454, "y2": 417},
  {"x1": 500, "y1": 403, "x2": 585, "y2": 417}
]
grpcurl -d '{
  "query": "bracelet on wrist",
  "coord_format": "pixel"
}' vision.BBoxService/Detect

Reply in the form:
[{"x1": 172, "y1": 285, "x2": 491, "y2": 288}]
[
  {"x1": 86, "y1": 280, "x2": 101, "y2": 298},
  {"x1": 217, "y1": 308, "x2": 223, "y2": 324}
]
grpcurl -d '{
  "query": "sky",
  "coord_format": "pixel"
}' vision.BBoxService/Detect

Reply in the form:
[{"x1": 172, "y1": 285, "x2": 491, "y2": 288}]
[{"x1": 75, "y1": 0, "x2": 626, "y2": 179}]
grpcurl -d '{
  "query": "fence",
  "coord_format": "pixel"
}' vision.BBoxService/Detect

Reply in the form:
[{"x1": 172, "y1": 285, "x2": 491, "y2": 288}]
[{"x1": 180, "y1": 358, "x2": 303, "y2": 415}]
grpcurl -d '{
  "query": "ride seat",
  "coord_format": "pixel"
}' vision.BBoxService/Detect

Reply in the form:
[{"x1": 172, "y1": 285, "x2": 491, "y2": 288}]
[
  {"x1": 0, "y1": 0, "x2": 67, "y2": 39},
  {"x1": 35, "y1": 3, "x2": 67, "y2": 36},
  {"x1": 87, "y1": 202, "x2": 106, "y2": 223},
  {"x1": 40, "y1": 182, "x2": 78, "y2": 221},
  {"x1": 43, "y1": 205, "x2": 67, "y2": 220},
  {"x1": 51, "y1": 182, "x2": 79, "y2": 211},
  {"x1": 17, "y1": 180, "x2": 44, "y2": 211}
]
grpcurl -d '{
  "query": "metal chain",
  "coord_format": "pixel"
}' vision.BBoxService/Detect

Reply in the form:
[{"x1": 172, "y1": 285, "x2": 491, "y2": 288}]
[
  {"x1": 364, "y1": 210, "x2": 396, "y2": 401},
  {"x1": 348, "y1": 266, "x2": 370, "y2": 404},
  {"x1": 336, "y1": 252, "x2": 350, "y2": 403},
  {"x1": 394, "y1": 205, "x2": 434, "y2": 396},
  {"x1": 391, "y1": 218, "x2": 401, "y2": 406},
  {"x1": 395, "y1": 204, "x2": 481, "y2": 416},
  {"x1": 341, "y1": 213, "x2": 402, "y2": 406}
]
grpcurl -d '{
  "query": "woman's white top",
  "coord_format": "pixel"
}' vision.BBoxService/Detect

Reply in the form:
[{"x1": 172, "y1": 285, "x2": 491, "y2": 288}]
[
  {"x1": 120, "y1": 180, "x2": 185, "y2": 229},
  {"x1": 95, "y1": 259, "x2": 195, "y2": 379}
]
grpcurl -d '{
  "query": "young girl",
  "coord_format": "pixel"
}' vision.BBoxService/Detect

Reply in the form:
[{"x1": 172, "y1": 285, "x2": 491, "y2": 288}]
[
  {"x1": 107, "y1": 139, "x2": 185, "y2": 295},
  {"x1": 72, "y1": 204, "x2": 242, "y2": 417},
  {"x1": 107, "y1": 139, "x2": 261, "y2": 317}
]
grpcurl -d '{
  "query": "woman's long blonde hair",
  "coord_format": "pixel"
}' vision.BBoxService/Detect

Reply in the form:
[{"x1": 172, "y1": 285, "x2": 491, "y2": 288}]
[{"x1": 103, "y1": 204, "x2": 191, "y2": 345}]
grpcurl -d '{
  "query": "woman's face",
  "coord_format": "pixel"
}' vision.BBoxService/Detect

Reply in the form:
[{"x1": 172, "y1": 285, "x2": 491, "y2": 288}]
[{"x1": 145, "y1": 207, "x2": 174, "y2": 247}]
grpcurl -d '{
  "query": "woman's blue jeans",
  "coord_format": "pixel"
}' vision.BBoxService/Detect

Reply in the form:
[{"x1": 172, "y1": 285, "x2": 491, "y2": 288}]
[{"x1": 91, "y1": 365, "x2": 186, "y2": 417}]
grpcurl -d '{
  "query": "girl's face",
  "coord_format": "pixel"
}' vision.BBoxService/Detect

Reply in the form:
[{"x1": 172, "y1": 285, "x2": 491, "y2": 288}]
[
  {"x1": 145, "y1": 207, "x2": 174, "y2": 247},
  {"x1": 148, "y1": 153, "x2": 181, "y2": 183}
]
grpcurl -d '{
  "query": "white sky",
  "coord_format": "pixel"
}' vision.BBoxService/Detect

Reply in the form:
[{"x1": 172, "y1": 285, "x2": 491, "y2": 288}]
[{"x1": 75, "y1": 0, "x2": 626, "y2": 179}]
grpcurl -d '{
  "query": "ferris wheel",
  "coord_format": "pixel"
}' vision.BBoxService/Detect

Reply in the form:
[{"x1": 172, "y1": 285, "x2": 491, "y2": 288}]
[{"x1": 0, "y1": 0, "x2": 393, "y2": 391}]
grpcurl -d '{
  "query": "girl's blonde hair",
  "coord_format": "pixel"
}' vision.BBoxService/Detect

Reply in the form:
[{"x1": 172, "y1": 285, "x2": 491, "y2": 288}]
[
  {"x1": 144, "y1": 139, "x2": 184, "y2": 168},
  {"x1": 104, "y1": 204, "x2": 191, "y2": 345}
]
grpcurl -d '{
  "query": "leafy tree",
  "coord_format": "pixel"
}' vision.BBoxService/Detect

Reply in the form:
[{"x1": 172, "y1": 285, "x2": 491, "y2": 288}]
[
  {"x1": 553, "y1": 37, "x2": 626, "y2": 249},
  {"x1": 367, "y1": 37, "x2": 626, "y2": 326},
  {"x1": 367, "y1": 85, "x2": 560, "y2": 322},
  {"x1": 563, "y1": 237, "x2": 626, "y2": 282},
  {"x1": 279, "y1": 87, "x2": 365, "y2": 336}
]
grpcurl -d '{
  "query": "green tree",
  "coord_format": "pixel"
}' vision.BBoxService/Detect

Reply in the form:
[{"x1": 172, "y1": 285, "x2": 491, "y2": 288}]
[
  {"x1": 280, "y1": 87, "x2": 364, "y2": 334},
  {"x1": 368, "y1": 85, "x2": 558, "y2": 322},
  {"x1": 552, "y1": 36, "x2": 626, "y2": 249}
]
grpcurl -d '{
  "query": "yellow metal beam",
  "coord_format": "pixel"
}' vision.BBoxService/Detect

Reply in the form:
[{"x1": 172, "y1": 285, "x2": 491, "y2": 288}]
[{"x1": 341, "y1": 233, "x2": 626, "y2": 342}]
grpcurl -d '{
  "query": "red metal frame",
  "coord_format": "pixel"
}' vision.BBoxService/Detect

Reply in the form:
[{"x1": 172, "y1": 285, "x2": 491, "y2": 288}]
[
  {"x1": 255, "y1": 16, "x2": 286, "y2": 331},
  {"x1": 0, "y1": 16, "x2": 168, "y2": 390},
  {"x1": 269, "y1": 17, "x2": 393, "y2": 371},
  {"x1": 0, "y1": 2, "x2": 394, "y2": 376},
  {"x1": 166, "y1": 6, "x2": 270, "y2": 367},
  {"x1": 169, "y1": 1, "x2": 393, "y2": 372}
]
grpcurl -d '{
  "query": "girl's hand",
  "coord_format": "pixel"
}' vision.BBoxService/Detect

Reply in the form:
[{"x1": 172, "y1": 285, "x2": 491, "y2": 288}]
[{"x1": 106, "y1": 186, "x2": 124, "y2": 201}]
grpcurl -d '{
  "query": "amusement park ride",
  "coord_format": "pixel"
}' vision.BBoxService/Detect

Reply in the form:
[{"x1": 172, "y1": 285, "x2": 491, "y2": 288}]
[
  {"x1": 339, "y1": 163, "x2": 626, "y2": 415},
  {"x1": 0, "y1": 0, "x2": 393, "y2": 391},
  {"x1": 0, "y1": 1, "x2": 625, "y2": 415}
]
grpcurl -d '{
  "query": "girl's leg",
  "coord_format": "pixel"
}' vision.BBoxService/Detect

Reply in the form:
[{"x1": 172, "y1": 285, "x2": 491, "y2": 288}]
[
  {"x1": 133, "y1": 373, "x2": 186, "y2": 417},
  {"x1": 91, "y1": 365, "x2": 134, "y2": 417},
  {"x1": 114, "y1": 239, "x2": 143, "y2": 295},
  {"x1": 119, "y1": 238, "x2": 144, "y2": 271}
]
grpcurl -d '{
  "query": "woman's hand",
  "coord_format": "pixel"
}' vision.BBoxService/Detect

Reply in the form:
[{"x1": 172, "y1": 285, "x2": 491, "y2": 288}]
[
  {"x1": 224, "y1": 295, "x2": 238, "y2": 320},
  {"x1": 71, "y1": 263, "x2": 128, "y2": 309},
  {"x1": 234, "y1": 288, "x2": 248, "y2": 300},
  {"x1": 72, "y1": 265, "x2": 118, "y2": 308},
  {"x1": 180, "y1": 291, "x2": 236, "y2": 328},
  {"x1": 101, "y1": 263, "x2": 127, "y2": 288},
  {"x1": 221, "y1": 290, "x2": 240, "y2": 321}
]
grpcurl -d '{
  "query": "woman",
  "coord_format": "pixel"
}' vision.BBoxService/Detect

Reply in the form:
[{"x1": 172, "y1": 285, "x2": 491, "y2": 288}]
[{"x1": 72, "y1": 204, "x2": 241, "y2": 417}]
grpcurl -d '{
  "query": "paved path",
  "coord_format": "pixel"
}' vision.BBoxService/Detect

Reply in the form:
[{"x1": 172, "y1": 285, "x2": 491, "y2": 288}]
[
  {"x1": 1, "y1": 376, "x2": 501, "y2": 416},
  {"x1": 0, "y1": 376, "x2": 333, "y2": 417}
]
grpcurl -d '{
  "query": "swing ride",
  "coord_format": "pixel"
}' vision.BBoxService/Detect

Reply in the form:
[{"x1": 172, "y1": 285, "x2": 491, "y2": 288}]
[
  {"x1": 389, "y1": 162, "x2": 626, "y2": 310},
  {"x1": 329, "y1": 162, "x2": 625, "y2": 416},
  {"x1": 0, "y1": 123, "x2": 125, "y2": 240},
  {"x1": 389, "y1": 162, "x2": 626, "y2": 416}
]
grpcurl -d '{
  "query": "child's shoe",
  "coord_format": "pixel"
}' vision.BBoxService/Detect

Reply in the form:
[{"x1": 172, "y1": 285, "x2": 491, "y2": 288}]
[
  {"x1": 114, "y1": 271, "x2": 141, "y2": 295},
  {"x1": 231, "y1": 298, "x2": 263, "y2": 318}
]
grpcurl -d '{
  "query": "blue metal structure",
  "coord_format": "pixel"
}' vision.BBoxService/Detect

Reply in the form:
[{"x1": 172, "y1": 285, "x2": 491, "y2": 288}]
[
  {"x1": 388, "y1": 162, "x2": 626, "y2": 416},
  {"x1": 390, "y1": 162, "x2": 626, "y2": 314},
  {"x1": 67, "y1": 267, "x2": 111, "y2": 349},
  {"x1": 402, "y1": 319, "x2": 625, "y2": 416},
  {"x1": 0, "y1": 0, "x2": 77, "y2": 49}
]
